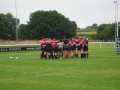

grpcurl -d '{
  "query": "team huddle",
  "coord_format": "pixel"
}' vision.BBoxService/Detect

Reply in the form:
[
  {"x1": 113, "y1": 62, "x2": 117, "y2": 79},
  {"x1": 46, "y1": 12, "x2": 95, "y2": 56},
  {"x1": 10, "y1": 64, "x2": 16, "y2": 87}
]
[{"x1": 40, "y1": 37, "x2": 88, "y2": 59}]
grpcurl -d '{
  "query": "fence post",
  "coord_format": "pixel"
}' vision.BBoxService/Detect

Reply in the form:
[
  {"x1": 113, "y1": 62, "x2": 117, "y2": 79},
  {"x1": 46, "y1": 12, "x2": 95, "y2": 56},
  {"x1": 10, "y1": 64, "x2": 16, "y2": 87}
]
[
  {"x1": 100, "y1": 43, "x2": 101, "y2": 49},
  {"x1": 114, "y1": 42, "x2": 115, "y2": 48}
]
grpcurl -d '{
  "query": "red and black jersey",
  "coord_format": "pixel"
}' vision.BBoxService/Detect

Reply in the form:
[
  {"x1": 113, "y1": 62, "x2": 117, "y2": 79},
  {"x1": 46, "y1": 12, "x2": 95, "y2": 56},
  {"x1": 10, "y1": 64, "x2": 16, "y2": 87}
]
[
  {"x1": 79, "y1": 39, "x2": 85, "y2": 44},
  {"x1": 40, "y1": 40, "x2": 46, "y2": 45},
  {"x1": 50, "y1": 41, "x2": 57, "y2": 47}
]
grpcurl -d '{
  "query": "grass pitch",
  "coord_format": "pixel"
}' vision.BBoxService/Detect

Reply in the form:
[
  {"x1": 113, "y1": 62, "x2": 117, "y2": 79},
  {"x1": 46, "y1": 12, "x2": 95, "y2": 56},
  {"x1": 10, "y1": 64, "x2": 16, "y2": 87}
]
[{"x1": 0, "y1": 44, "x2": 120, "y2": 90}]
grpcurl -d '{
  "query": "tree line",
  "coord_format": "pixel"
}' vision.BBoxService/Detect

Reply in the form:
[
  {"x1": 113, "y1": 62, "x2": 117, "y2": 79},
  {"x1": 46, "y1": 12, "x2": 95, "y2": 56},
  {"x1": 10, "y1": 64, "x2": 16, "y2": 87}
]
[
  {"x1": 0, "y1": 10, "x2": 77, "y2": 40},
  {"x1": 0, "y1": 13, "x2": 19, "y2": 40},
  {"x1": 96, "y1": 23, "x2": 120, "y2": 41},
  {"x1": 78, "y1": 23, "x2": 120, "y2": 41},
  {"x1": 0, "y1": 10, "x2": 120, "y2": 41}
]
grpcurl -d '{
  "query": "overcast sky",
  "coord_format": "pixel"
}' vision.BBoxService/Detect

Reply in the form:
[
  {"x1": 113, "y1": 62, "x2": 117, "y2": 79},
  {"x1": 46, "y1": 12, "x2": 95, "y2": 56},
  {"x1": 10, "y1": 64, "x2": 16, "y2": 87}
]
[{"x1": 0, "y1": 0, "x2": 120, "y2": 28}]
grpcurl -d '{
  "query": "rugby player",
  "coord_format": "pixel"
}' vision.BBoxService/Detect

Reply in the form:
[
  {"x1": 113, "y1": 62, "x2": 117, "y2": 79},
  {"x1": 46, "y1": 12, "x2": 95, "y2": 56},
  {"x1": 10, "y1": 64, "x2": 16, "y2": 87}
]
[{"x1": 40, "y1": 38, "x2": 46, "y2": 59}]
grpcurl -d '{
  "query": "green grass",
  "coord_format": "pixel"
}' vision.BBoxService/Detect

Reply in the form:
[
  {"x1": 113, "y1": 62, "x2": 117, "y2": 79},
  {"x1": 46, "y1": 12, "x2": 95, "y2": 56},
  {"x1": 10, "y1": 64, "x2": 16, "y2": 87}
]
[
  {"x1": 76, "y1": 31, "x2": 97, "y2": 41},
  {"x1": 77, "y1": 31, "x2": 97, "y2": 35},
  {"x1": 0, "y1": 44, "x2": 120, "y2": 90}
]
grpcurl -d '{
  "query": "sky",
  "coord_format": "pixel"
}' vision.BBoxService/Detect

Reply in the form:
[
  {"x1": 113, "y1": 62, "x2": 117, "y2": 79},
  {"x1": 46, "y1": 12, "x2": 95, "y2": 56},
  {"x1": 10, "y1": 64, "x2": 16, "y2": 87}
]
[{"x1": 0, "y1": 0, "x2": 120, "y2": 28}]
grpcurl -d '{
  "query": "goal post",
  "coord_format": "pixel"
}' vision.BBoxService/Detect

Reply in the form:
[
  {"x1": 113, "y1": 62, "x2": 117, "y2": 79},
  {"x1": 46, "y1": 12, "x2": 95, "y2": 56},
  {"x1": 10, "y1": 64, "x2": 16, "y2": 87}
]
[{"x1": 115, "y1": 37, "x2": 120, "y2": 54}]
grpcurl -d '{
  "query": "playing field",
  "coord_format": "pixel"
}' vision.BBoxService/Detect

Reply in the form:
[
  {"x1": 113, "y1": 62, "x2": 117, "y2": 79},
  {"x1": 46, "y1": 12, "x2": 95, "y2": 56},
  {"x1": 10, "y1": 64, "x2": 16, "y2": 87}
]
[{"x1": 0, "y1": 43, "x2": 120, "y2": 90}]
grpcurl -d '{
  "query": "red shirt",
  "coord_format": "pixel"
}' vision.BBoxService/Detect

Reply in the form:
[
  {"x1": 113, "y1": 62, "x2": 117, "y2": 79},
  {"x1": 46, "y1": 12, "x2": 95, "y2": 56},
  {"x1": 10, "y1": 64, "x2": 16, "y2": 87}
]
[
  {"x1": 40, "y1": 40, "x2": 46, "y2": 45},
  {"x1": 72, "y1": 39, "x2": 79, "y2": 43},
  {"x1": 79, "y1": 39, "x2": 84, "y2": 44},
  {"x1": 50, "y1": 41, "x2": 57, "y2": 46}
]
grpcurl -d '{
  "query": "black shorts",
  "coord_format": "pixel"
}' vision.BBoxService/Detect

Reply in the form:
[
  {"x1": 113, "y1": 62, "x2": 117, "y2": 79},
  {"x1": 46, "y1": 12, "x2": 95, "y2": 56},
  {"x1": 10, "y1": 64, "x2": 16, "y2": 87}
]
[
  {"x1": 44, "y1": 44, "x2": 52, "y2": 52},
  {"x1": 70, "y1": 46, "x2": 74, "y2": 51},
  {"x1": 83, "y1": 46, "x2": 88, "y2": 51},
  {"x1": 64, "y1": 47, "x2": 70, "y2": 51},
  {"x1": 41, "y1": 46, "x2": 45, "y2": 51},
  {"x1": 77, "y1": 45, "x2": 82, "y2": 51},
  {"x1": 46, "y1": 48, "x2": 52, "y2": 52},
  {"x1": 53, "y1": 47, "x2": 58, "y2": 52},
  {"x1": 58, "y1": 48, "x2": 63, "y2": 52},
  {"x1": 73, "y1": 45, "x2": 76, "y2": 50},
  {"x1": 86, "y1": 46, "x2": 88, "y2": 51}
]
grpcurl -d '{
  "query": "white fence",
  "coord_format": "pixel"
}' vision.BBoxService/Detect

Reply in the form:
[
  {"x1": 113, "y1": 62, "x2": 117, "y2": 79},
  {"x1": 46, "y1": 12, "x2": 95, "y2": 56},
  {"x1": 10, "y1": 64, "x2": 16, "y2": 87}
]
[
  {"x1": 0, "y1": 42, "x2": 115, "y2": 48},
  {"x1": 0, "y1": 42, "x2": 116, "y2": 52},
  {"x1": 89, "y1": 42, "x2": 115, "y2": 49}
]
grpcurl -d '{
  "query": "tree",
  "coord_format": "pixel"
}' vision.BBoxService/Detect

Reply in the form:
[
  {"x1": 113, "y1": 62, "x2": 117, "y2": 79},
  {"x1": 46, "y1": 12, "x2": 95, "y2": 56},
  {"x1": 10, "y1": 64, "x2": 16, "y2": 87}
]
[
  {"x1": 0, "y1": 13, "x2": 19, "y2": 40},
  {"x1": 18, "y1": 24, "x2": 29, "y2": 39},
  {"x1": 79, "y1": 23, "x2": 98, "y2": 32},
  {"x1": 96, "y1": 23, "x2": 120, "y2": 41},
  {"x1": 24, "y1": 10, "x2": 77, "y2": 39},
  {"x1": 91, "y1": 23, "x2": 98, "y2": 29}
]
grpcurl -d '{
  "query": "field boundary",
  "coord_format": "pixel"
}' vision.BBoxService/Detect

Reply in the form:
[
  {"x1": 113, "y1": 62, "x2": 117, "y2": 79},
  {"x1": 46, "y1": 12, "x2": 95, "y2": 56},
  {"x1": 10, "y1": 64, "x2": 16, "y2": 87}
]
[
  {"x1": 89, "y1": 42, "x2": 115, "y2": 44},
  {"x1": 0, "y1": 42, "x2": 115, "y2": 46},
  {"x1": 0, "y1": 42, "x2": 115, "y2": 48},
  {"x1": 0, "y1": 42, "x2": 115, "y2": 52}
]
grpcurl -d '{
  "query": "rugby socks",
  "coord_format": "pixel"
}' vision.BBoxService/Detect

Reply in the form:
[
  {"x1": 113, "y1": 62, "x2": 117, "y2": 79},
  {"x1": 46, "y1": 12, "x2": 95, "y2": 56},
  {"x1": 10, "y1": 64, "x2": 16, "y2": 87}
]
[
  {"x1": 81, "y1": 53, "x2": 83, "y2": 58},
  {"x1": 65, "y1": 54, "x2": 69, "y2": 59},
  {"x1": 76, "y1": 54, "x2": 78, "y2": 58},
  {"x1": 52, "y1": 54, "x2": 54, "y2": 59},
  {"x1": 53, "y1": 53, "x2": 58, "y2": 59},
  {"x1": 48, "y1": 55, "x2": 51, "y2": 59},
  {"x1": 71, "y1": 53, "x2": 74, "y2": 58},
  {"x1": 81, "y1": 53, "x2": 87, "y2": 58},
  {"x1": 40, "y1": 54, "x2": 44, "y2": 59},
  {"x1": 55, "y1": 55, "x2": 58, "y2": 59},
  {"x1": 44, "y1": 54, "x2": 47, "y2": 59},
  {"x1": 40, "y1": 52, "x2": 88, "y2": 59},
  {"x1": 84, "y1": 53, "x2": 86, "y2": 58},
  {"x1": 59, "y1": 52, "x2": 63, "y2": 59},
  {"x1": 82, "y1": 53, "x2": 85, "y2": 58}
]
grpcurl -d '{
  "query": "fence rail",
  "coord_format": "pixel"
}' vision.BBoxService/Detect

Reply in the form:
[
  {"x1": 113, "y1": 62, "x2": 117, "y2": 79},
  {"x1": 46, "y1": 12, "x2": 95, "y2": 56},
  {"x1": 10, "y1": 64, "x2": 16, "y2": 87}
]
[
  {"x1": 89, "y1": 42, "x2": 115, "y2": 44},
  {"x1": 0, "y1": 42, "x2": 116, "y2": 49},
  {"x1": 0, "y1": 42, "x2": 115, "y2": 47},
  {"x1": 0, "y1": 42, "x2": 118, "y2": 53}
]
